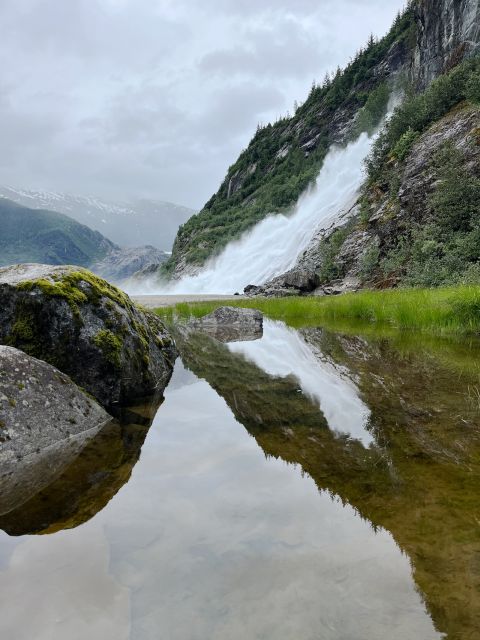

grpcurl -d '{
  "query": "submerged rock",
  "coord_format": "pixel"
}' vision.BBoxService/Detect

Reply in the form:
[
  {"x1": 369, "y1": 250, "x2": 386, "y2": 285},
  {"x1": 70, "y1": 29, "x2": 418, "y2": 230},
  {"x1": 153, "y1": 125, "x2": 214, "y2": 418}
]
[
  {"x1": 0, "y1": 264, "x2": 177, "y2": 409},
  {"x1": 191, "y1": 306, "x2": 263, "y2": 343},
  {"x1": 0, "y1": 345, "x2": 112, "y2": 515}
]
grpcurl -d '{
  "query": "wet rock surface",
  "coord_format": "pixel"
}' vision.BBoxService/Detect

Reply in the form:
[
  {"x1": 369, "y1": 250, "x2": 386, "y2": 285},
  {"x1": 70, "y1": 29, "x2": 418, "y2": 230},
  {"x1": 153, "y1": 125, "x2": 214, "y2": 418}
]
[
  {"x1": 0, "y1": 345, "x2": 113, "y2": 515},
  {"x1": 0, "y1": 400, "x2": 162, "y2": 536},
  {"x1": 413, "y1": 0, "x2": 480, "y2": 90},
  {"x1": 0, "y1": 264, "x2": 177, "y2": 409}
]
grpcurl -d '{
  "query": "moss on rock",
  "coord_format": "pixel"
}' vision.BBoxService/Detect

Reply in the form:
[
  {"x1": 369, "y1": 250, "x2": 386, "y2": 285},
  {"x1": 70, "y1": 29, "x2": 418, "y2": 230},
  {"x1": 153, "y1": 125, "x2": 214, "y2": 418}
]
[
  {"x1": 0, "y1": 264, "x2": 177, "y2": 409},
  {"x1": 93, "y1": 329, "x2": 122, "y2": 368}
]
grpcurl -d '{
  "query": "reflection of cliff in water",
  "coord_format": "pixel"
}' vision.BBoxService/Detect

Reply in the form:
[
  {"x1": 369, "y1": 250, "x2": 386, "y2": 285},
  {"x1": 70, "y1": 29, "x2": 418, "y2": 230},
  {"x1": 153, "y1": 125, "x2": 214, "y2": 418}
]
[
  {"x1": 0, "y1": 400, "x2": 163, "y2": 536},
  {"x1": 177, "y1": 325, "x2": 480, "y2": 639}
]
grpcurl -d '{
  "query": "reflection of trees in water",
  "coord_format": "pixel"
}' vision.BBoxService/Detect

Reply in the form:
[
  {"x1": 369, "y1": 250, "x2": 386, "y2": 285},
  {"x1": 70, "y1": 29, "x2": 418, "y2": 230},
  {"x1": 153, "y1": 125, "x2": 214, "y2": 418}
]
[
  {"x1": 178, "y1": 327, "x2": 480, "y2": 639},
  {"x1": 0, "y1": 397, "x2": 163, "y2": 537}
]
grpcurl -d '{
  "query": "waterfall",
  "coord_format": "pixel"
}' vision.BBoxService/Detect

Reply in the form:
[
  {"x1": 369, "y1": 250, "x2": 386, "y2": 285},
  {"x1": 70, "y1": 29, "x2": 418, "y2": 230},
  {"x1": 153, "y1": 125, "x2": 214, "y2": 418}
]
[{"x1": 132, "y1": 127, "x2": 381, "y2": 295}]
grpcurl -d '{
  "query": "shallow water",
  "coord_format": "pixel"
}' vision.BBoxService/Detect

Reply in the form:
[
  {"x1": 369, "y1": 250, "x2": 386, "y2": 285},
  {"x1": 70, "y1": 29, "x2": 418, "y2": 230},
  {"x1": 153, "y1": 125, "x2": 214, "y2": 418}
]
[{"x1": 1, "y1": 320, "x2": 480, "y2": 639}]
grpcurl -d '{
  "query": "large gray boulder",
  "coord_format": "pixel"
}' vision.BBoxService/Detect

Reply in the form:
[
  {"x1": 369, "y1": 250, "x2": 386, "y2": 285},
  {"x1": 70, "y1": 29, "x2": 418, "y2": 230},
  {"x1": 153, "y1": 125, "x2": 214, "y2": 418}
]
[
  {"x1": 0, "y1": 345, "x2": 113, "y2": 515},
  {"x1": 0, "y1": 264, "x2": 176, "y2": 409}
]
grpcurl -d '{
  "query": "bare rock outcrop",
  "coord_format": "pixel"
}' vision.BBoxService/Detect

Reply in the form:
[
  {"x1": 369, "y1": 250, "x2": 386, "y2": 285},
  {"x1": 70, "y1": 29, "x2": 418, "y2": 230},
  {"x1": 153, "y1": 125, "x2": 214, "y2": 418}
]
[{"x1": 412, "y1": 0, "x2": 480, "y2": 90}]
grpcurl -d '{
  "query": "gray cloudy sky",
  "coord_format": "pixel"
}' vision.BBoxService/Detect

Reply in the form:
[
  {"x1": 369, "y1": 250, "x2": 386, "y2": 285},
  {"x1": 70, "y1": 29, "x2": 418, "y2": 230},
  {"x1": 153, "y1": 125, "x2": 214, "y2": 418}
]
[{"x1": 0, "y1": 0, "x2": 404, "y2": 208}]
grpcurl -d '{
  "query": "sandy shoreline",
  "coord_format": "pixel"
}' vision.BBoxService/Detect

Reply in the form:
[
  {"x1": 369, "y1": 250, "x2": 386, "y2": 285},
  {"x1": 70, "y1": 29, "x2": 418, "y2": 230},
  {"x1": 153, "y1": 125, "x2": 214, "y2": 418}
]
[{"x1": 132, "y1": 294, "x2": 245, "y2": 309}]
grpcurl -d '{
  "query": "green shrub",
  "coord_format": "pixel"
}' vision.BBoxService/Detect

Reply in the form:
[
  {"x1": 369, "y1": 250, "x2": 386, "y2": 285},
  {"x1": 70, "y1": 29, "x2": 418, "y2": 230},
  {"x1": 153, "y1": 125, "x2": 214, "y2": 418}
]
[
  {"x1": 317, "y1": 224, "x2": 353, "y2": 283},
  {"x1": 430, "y1": 144, "x2": 480, "y2": 233},
  {"x1": 360, "y1": 244, "x2": 381, "y2": 280},
  {"x1": 391, "y1": 128, "x2": 420, "y2": 161},
  {"x1": 354, "y1": 83, "x2": 391, "y2": 136},
  {"x1": 466, "y1": 71, "x2": 480, "y2": 103}
]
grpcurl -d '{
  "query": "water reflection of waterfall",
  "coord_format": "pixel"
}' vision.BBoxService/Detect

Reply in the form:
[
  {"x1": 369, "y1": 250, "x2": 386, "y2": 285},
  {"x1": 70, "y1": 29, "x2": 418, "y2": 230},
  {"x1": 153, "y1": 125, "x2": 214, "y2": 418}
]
[{"x1": 228, "y1": 320, "x2": 373, "y2": 447}]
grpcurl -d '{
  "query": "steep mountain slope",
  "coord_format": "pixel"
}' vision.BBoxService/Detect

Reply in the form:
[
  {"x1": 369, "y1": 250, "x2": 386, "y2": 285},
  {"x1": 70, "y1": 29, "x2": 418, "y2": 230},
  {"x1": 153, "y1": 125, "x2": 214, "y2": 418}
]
[
  {"x1": 0, "y1": 199, "x2": 114, "y2": 268},
  {"x1": 164, "y1": 6, "x2": 416, "y2": 278},
  {"x1": 252, "y1": 56, "x2": 480, "y2": 296},
  {"x1": 0, "y1": 187, "x2": 195, "y2": 251},
  {"x1": 164, "y1": 0, "x2": 480, "y2": 289}
]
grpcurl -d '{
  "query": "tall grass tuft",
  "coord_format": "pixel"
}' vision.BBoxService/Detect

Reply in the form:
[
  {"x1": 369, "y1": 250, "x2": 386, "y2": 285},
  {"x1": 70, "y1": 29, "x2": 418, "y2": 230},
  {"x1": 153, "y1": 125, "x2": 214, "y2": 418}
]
[{"x1": 156, "y1": 286, "x2": 480, "y2": 336}]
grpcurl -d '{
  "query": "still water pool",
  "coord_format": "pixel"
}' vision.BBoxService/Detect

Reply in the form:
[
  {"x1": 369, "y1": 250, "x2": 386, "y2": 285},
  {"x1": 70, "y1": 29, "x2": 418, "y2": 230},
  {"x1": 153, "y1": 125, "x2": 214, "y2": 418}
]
[{"x1": 1, "y1": 320, "x2": 479, "y2": 639}]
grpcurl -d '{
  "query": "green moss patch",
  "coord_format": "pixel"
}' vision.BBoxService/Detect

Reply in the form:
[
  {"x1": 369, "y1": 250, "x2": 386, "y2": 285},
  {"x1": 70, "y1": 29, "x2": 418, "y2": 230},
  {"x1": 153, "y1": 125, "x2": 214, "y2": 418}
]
[
  {"x1": 93, "y1": 329, "x2": 122, "y2": 367},
  {"x1": 16, "y1": 268, "x2": 135, "y2": 316}
]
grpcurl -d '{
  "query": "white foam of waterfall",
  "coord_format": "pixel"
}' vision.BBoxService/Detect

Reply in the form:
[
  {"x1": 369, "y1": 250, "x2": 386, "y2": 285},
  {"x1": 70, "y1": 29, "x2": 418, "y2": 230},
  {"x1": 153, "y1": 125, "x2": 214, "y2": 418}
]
[{"x1": 228, "y1": 320, "x2": 373, "y2": 447}]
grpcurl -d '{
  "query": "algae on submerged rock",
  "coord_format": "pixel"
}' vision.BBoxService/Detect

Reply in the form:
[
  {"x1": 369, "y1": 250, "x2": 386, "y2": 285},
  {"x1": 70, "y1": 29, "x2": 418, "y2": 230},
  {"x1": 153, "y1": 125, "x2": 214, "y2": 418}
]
[{"x1": 0, "y1": 264, "x2": 177, "y2": 409}]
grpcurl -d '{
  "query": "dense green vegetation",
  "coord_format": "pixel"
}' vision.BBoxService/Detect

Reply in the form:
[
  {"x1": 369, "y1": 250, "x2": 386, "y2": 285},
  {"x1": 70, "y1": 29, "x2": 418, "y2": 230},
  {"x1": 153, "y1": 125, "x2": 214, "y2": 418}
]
[
  {"x1": 163, "y1": 5, "x2": 416, "y2": 274},
  {"x1": 367, "y1": 56, "x2": 480, "y2": 179},
  {"x1": 356, "y1": 55, "x2": 480, "y2": 288},
  {"x1": 379, "y1": 142, "x2": 480, "y2": 286},
  {"x1": 157, "y1": 286, "x2": 480, "y2": 336},
  {"x1": 0, "y1": 198, "x2": 114, "y2": 268}
]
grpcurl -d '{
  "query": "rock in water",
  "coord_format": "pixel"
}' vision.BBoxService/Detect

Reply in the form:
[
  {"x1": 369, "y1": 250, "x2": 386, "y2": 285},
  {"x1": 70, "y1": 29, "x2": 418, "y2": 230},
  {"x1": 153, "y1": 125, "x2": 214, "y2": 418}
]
[
  {"x1": 192, "y1": 306, "x2": 263, "y2": 343},
  {"x1": 0, "y1": 345, "x2": 113, "y2": 515},
  {"x1": 0, "y1": 264, "x2": 176, "y2": 409}
]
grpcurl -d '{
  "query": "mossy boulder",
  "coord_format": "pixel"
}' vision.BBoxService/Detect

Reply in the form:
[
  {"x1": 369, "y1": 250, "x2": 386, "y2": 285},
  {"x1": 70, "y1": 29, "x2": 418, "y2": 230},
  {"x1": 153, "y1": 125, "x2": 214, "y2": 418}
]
[{"x1": 0, "y1": 264, "x2": 177, "y2": 409}]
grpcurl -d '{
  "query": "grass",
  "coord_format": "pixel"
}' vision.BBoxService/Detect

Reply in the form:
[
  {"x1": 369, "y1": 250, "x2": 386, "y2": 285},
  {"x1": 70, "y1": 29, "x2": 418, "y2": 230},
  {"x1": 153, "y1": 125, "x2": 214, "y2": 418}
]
[{"x1": 156, "y1": 286, "x2": 480, "y2": 336}]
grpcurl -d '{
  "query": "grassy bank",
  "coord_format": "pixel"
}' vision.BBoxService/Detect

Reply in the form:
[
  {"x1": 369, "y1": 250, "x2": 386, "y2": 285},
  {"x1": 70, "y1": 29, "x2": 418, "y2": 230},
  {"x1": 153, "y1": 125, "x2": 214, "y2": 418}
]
[{"x1": 156, "y1": 286, "x2": 480, "y2": 336}]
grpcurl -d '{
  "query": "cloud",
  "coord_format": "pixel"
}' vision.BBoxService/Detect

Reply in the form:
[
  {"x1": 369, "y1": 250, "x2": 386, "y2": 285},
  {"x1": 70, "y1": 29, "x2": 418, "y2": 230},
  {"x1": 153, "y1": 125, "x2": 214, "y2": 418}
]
[
  {"x1": 198, "y1": 17, "x2": 326, "y2": 80},
  {"x1": 0, "y1": 0, "x2": 405, "y2": 208}
]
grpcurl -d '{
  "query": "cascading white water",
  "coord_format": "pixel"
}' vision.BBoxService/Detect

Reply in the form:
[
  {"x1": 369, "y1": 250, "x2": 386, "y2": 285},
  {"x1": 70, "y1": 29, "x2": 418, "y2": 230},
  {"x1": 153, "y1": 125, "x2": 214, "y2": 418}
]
[{"x1": 158, "y1": 131, "x2": 374, "y2": 295}]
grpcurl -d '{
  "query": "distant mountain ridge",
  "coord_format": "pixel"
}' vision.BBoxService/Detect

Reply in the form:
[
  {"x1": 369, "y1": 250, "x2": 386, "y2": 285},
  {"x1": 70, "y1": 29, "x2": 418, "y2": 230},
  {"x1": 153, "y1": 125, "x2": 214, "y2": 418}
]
[
  {"x1": 0, "y1": 199, "x2": 115, "y2": 268},
  {"x1": 0, "y1": 186, "x2": 196, "y2": 251},
  {"x1": 0, "y1": 198, "x2": 168, "y2": 282}
]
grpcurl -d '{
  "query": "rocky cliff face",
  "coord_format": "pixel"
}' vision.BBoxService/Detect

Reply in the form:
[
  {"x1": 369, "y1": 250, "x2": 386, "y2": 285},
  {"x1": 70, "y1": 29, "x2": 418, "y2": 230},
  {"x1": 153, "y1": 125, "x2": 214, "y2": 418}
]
[
  {"x1": 413, "y1": 0, "x2": 480, "y2": 89},
  {"x1": 246, "y1": 1, "x2": 480, "y2": 297}
]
